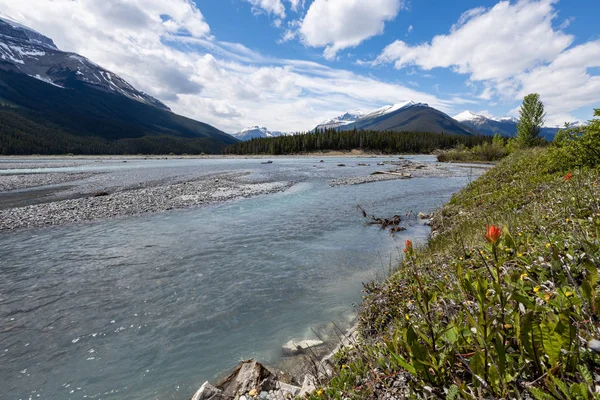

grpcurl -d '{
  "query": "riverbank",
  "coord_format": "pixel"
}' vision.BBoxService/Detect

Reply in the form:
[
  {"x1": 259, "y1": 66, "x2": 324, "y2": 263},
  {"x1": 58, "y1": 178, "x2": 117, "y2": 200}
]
[{"x1": 307, "y1": 146, "x2": 600, "y2": 399}]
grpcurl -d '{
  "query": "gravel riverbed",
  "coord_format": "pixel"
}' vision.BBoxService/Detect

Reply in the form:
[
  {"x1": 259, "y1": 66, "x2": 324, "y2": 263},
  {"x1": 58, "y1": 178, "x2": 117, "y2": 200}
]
[
  {"x1": 0, "y1": 172, "x2": 292, "y2": 231},
  {"x1": 0, "y1": 172, "x2": 96, "y2": 192}
]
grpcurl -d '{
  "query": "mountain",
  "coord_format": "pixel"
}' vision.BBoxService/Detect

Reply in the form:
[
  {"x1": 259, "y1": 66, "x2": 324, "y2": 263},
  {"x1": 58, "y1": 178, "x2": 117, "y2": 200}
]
[
  {"x1": 231, "y1": 126, "x2": 288, "y2": 141},
  {"x1": 330, "y1": 101, "x2": 474, "y2": 135},
  {"x1": 315, "y1": 110, "x2": 365, "y2": 130},
  {"x1": 0, "y1": 16, "x2": 238, "y2": 155},
  {"x1": 453, "y1": 111, "x2": 520, "y2": 137},
  {"x1": 453, "y1": 111, "x2": 565, "y2": 140}
]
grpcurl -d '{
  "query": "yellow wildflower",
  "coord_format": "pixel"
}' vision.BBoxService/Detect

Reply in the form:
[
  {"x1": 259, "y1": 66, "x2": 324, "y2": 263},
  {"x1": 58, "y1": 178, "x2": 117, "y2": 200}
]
[
  {"x1": 504, "y1": 324, "x2": 513, "y2": 329},
  {"x1": 533, "y1": 286, "x2": 540, "y2": 293},
  {"x1": 342, "y1": 364, "x2": 347, "y2": 369},
  {"x1": 405, "y1": 314, "x2": 410, "y2": 321},
  {"x1": 546, "y1": 243, "x2": 552, "y2": 249},
  {"x1": 565, "y1": 291, "x2": 574, "y2": 297},
  {"x1": 520, "y1": 273, "x2": 528, "y2": 281},
  {"x1": 317, "y1": 389, "x2": 323, "y2": 396}
]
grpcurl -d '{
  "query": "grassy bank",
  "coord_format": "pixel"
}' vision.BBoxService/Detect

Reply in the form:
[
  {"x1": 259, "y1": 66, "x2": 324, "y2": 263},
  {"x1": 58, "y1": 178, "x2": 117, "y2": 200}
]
[{"x1": 308, "y1": 121, "x2": 600, "y2": 398}]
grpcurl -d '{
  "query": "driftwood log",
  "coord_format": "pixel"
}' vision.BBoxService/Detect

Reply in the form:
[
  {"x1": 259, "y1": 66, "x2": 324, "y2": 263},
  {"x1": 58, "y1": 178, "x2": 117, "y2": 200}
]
[{"x1": 357, "y1": 205, "x2": 407, "y2": 236}]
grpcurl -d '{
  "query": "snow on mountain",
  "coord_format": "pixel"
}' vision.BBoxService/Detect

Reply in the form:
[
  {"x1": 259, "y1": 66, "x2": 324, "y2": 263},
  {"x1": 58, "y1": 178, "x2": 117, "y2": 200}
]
[
  {"x1": 453, "y1": 110, "x2": 489, "y2": 123},
  {"x1": 0, "y1": 16, "x2": 169, "y2": 110},
  {"x1": 494, "y1": 116, "x2": 519, "y2": 124},
  {"x1": 316, "y1": 110, "x2": 365, "y2": 130},
  {"x1": 360, "y1": 101, "x2": 427, "y2": 120},
  {"x1": 316, "y1": 102, "x2": 428, "y2": 131},
  {"x1": 231, "y1": 126, "x2": 289, "y2": 141}
]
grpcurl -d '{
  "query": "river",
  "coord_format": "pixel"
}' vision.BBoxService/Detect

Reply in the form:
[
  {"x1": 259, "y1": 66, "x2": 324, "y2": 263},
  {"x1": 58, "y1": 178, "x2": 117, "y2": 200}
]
[{"x1": 0, "y1": 156, "x2": 481, "y2": 399}]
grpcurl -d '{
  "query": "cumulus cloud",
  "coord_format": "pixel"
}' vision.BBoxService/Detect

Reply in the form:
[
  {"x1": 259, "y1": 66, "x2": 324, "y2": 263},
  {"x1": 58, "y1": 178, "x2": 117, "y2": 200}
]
[
  {"x1": 299, "y1": 0, "x2": 404, "y2": 60},
  {"x1": 0, "y1": 0, "x2": 458, "y2": 133},
  {"x1": 376, "y1": 0, "x2": 572, "y2": 80},
  {"x1": 375, "y1": 0, "x2": 599, "y2": 126}
]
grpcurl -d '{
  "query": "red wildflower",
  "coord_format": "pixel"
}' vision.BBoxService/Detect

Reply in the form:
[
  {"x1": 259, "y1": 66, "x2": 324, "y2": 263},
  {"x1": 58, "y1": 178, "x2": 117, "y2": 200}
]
[
  {"x1": 485, "y1": 225, "x2": 502, "y2": 244},
  {"x1": 564, "y1": 173, "x2": 573, "y2": 181},
  {"x1": 404, "y1": 239, "x2": 413, "y2": 254}
]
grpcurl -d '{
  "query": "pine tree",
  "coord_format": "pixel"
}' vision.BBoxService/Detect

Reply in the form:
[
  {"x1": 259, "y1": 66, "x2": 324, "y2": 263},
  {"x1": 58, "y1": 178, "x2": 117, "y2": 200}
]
[{"x1": 516, "y1": 93, "x2": 546, "y2": 147}]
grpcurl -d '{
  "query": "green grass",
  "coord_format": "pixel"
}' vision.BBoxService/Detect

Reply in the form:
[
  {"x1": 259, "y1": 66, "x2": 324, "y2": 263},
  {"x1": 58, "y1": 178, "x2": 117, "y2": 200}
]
[{"x1": 307, "y1": 143, "x2": 600, "y2": 399}]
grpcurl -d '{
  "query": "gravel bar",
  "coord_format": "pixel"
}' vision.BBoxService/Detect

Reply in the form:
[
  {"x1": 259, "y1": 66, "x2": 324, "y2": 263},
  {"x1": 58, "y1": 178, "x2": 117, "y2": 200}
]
[
  {"x1": 0, "y1": 172, "x2": 292, "y2": 231},
  {"x1": 0, "y1": 172, "x2": 96, "y2": 192}
]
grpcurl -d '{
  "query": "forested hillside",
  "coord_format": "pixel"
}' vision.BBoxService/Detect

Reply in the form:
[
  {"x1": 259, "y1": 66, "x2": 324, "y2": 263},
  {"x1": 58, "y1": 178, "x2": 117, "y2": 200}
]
[
  {"x1": 0, "y1": 68, "x2": 237, "y2": 155},
  {"x1": 223, "y1": 128, "x2": 493, "y2": 155}
]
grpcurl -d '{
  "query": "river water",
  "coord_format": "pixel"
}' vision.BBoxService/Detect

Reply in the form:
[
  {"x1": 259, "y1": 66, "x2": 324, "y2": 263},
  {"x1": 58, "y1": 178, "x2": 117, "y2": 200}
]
[{"x1": 0, "y1": 156, "x2": 480, "y2": 399}]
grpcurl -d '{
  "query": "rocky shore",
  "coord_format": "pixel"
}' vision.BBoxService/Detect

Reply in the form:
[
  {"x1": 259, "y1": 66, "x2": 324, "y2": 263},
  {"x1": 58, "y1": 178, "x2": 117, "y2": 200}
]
[
  {"x1": 0, "y1": 172, "x2": 292, "y2": 230},
  {"x1": 191, "y1": 327, "x2": 359, "y2": 400}
]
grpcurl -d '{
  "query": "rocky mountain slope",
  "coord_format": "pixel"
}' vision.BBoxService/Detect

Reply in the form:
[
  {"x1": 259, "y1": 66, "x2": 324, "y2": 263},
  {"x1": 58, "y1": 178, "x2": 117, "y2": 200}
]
[
  {"x1": 0, "y1": 16, "x2": 237, "y2": 155},
  {"x1": 332, "y1": 101, "x2": 474, "y2": 135},
  {"x1": 453, "y1": 110, "x2": 571, "y2": 140},
  {"x1": 231, "y1": 126, "x2": 288, "y2": 141}
]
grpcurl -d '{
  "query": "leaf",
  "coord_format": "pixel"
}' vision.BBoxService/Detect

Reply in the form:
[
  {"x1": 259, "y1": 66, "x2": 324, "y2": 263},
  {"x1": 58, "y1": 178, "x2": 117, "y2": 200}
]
[
  {"x1": 550, "y1": 375, "x2": 570, "y2": 398},
  {"x1": 578, "y1": 364, "x2": 594, "y2": 386},
  {"x1": 540, "y1": 325, "x2": 563, "y2": 366},
  {"x1": 585, "y1": 261, "x2": 599, "y2": 287},
  {"x1": 513, "y1": 290, "x2": 536, "y2": 309},
  {"x1": 446, "y1": 384, "x2": 459, "y2": 400},
  {"x1": 529, "y1": 387, "x2": 555, "y2": 400},
  {"x1": 493, "y1": 332, "x2": 506, "y2": 379},
  {"x1": 391, "y1": 353, "x2": 416, "y2": 375}
]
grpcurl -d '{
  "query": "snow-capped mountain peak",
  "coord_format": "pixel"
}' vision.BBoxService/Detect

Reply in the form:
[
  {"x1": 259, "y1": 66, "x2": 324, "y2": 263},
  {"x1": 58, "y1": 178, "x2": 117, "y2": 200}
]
[
  {"x1": 0, "y1": 16, "x2": 169, "y2": 110},
  {"x1": 453, "y1": 110, "x2": 488, "y2": 122},
  {"x1": 232, "y1": 126, "x2": 288, "y2": 141},
  {"x1": 362, "y1": 101, "x2": 428, "y2": 120},
  {"x1": 493, "y1": 116, "x2": 519, "y2": 124},
  {"x1": 0, "y1": 15, "x2": 57, "y2": 50},
  {"x1": 316, "y1": 110, "x2": 365, "y2": 130}
]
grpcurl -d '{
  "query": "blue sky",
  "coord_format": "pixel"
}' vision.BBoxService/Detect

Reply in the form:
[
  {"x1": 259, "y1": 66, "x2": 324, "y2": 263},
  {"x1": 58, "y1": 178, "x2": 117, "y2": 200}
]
[{"x1": 1, "y1": 0, "x2": 599, "y2": 132}]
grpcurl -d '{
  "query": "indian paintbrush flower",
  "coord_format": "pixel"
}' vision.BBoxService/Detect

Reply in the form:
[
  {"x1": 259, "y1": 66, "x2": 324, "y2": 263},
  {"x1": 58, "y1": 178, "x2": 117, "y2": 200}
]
[
  {"x1": 564, "y1": 173, "x2": 573, "y2": 181},
  {"x1": 403, "y1": 239, "x2": 413, "y2": 254},
  {"x1": 485, "y1": 225, "x2": 502, "y2": 244}
]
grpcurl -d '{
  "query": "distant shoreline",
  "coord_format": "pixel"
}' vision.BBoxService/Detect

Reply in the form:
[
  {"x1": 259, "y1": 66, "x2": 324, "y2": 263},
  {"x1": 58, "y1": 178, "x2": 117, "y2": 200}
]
[{"x1": 0, "y1": 151, "x2": 410, "y2": 160}]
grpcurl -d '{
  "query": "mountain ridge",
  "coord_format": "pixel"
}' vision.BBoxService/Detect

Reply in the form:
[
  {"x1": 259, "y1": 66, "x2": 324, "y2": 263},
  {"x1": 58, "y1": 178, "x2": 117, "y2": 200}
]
[
  {"x1": 0, "y1": 17, "x2": 238, "y2": 155},
  {"x1": 453, "y1": 110, "x2": 575, "y2": 140},
  {"x1": 317, "y1": 101, "x2": 475, "y2": 136}
]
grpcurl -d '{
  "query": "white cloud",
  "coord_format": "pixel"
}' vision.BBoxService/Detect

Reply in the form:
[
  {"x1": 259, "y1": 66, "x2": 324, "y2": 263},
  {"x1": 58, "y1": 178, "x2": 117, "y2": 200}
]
[
  {"x1": 0, "y1": 0, "x2": 460, "y2": 134},
  {"x1": 287, "y1": 0, "x2": 305, "y2": 12},
  {"x1": 376, "y1": 0, "x2": 598, "y2": 126},
  {"x1": 299, "y1": 0, "x2": 404, "y2": 60},
  {"x1": 243, "y1": 0, "x2": 286, "y2": 18},
  {"x1": 376, "y1": 0, "x2": 572, "y2": 81}
]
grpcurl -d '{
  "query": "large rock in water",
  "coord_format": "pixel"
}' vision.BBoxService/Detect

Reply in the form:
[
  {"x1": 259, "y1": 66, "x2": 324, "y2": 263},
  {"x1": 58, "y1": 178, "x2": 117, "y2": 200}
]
[
  {"x1": 219, "y1": 360, "x2": 278, "y2": 398},
  {"x1": 190, "y1": 360, "x2": 298, "y2": 400}
]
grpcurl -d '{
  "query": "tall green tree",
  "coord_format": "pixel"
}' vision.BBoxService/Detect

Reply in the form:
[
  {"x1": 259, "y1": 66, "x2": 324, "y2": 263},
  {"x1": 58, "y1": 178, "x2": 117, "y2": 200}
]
[{"x1": 516, "y1": 93, "x2": 546, "y2": 147}]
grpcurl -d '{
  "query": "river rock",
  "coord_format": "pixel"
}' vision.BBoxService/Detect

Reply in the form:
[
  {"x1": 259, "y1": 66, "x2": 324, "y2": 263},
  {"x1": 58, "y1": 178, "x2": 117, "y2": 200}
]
[
  {"x1": 218, "y1": 360, "x2": 278, "y2": 399},
  {"x1": 281, "y1": 339, "x2": 324, "y2": 356},
  {"x1": 298, "y1": 374, "x2": 317, "y2": 397},
  {"x1": 418, "y1": 212, "x2": 432, "y2": 219},
  {"x1": 191, "y1": 382, "x2": 223, "y2": 400}
]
